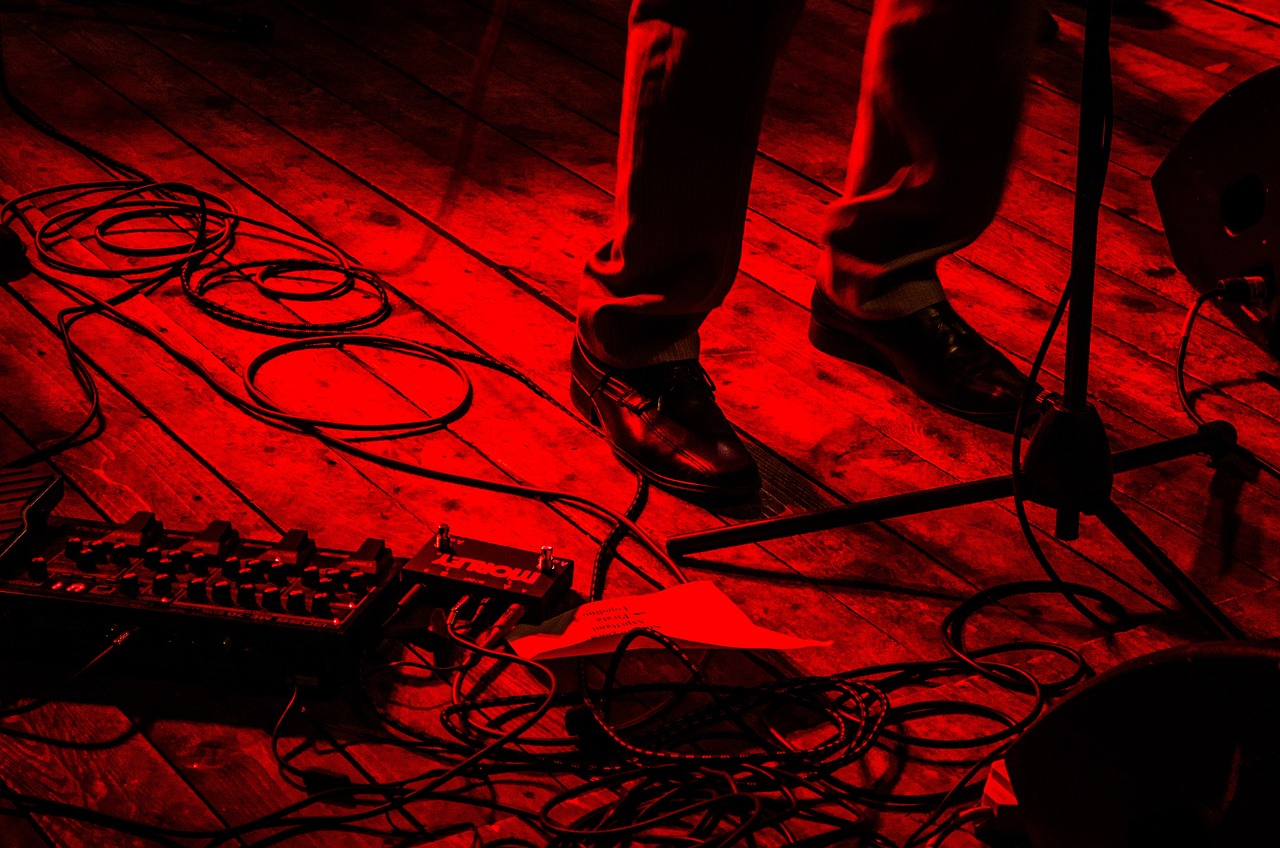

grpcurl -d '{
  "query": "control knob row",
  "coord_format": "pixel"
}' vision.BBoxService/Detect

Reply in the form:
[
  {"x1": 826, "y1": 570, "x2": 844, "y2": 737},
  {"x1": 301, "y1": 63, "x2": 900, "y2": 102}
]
[
  {"x1": 116, "y1": 572, "x2": 174, "y2": 597},
  {"x1": 65, "y1": 537, "x2": 131, "y2": 570},
  {"x1": 183, "y1": 579, "x2": 334, "y2": 616},
  {"x1": 103, "y1": 570, "x2": 338, "y2": 616}
]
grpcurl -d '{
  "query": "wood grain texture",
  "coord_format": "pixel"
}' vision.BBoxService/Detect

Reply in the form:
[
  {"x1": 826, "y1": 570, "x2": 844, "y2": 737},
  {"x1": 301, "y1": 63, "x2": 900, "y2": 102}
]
[{"x1": 1, "y1": 0, "x2": 1278, "y2": 845}]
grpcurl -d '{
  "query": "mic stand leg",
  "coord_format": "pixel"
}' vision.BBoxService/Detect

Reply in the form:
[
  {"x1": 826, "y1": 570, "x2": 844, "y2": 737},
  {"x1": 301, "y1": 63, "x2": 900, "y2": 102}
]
[
  {"x1": 666, "y1": 0, "x2": 1247, "y2": 641},
  {"x1": 1094, "y1": 500, "x2": 1246, "y2": 639}
]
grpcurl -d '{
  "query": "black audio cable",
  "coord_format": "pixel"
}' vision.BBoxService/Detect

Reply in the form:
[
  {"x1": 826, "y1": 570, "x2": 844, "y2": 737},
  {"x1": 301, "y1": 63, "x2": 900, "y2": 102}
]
[
  {"x1": 1005, "y1": 23, "x2": 1128, "y2": 636},
  {"x1": 204, "y1": 615, "x2": 561, "y2": 848},
  {"x1": 0, "y1": 589, "x2": 1090, "y2": 848},
  {"x1": 0, "y1": 15, "x2": 695, "y2": 842},
  {"x1": 1176, "y1": 276, "x2": 1280, "y2": 483},
  {"x1": 0, "y1": 626, "x2": 136, "y2": 720},
  {"x1": 0, "y1": 10, "x2": 1144, "y2": 848},
  {"x1": 269, "y1": 677, "x2": 358, "y2": 793},
  {"x1": 0, "y1": 13, "x2": 689, "y2": 594},
  {"x1": 1, "y1": 177, "x2": 687, "y2": 589}
]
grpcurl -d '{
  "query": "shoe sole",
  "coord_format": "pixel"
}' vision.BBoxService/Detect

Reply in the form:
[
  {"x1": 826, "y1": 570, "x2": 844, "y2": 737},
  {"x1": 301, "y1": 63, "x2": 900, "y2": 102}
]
[
  {"x1": 808, "y1": 317, "x2": 1031, "y2": 430},
  {"x1": 569, "y1": 377, "x2": 760, "y2": 503}
]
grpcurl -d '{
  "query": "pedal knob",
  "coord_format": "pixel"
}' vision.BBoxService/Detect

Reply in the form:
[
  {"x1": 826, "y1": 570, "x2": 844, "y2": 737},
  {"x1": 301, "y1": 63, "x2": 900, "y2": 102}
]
[
  {"x1": 236, "y1": 584, "x2": 257, "y2": 607},
  {"x1": 27, "y1": 557, "x2": 48, "y2": 582},
  {"x1": 221, "y1": 556, "x2": 243, "y2": 580},
  {"x1": 157, "y1": 557, "x2": 175, "y2": 578},
  {"x1": 75, "y1": 541, "x2": 101, "y2": 571},
  {"x1": 65, "y1": 536, "x2": 85, "y2": 559},
  {"x1": 285, "y1": 589, "x2": 307, "y2": 614},
  {"x1": 211, "y1": 579, "x2": 232, "y2": 605},
  {"x1": 142, "y1": 546, "x2": 162, "y2": 568},
  {"x1": 261, "y1": 586, "x2": 282, "y2": 609},
  {"x1": 119, "y1": 572, "x2": 139, "y2": 596},
  {"x1": 301, "y1": 565, "x2": 320, "y2": 587},
  {"x1": 188, "y1": 552, "x2": 211, "y2": 575},
  {"x1": 110, "y1": 542, "x2": 131, "y2": 565},
  {"x1": 317, "y1": 577, "x2": 336, "y2": 595},
  {"x1": 89, "y1": 539, "x2": 113, "y2": 562},
  {"x1": 268, "y1": 561, "x2": 290, "y2": 585},
  {"x1": 311, "y1": 592, "x2": 332, "y2": 617},
  {"x1": 152, "y1": 573, "x2": 174, "y2": 597},
  {"x1": 346, "y1": 570, "x2": 369, "y2": 594},
  {"x1": 187, "y1": 576, "x2": 207, "y2": 601}
]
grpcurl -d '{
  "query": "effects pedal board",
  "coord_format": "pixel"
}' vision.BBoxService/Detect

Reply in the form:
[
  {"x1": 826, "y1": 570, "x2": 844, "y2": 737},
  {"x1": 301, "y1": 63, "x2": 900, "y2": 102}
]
[
  {"x1": 403, "y1": 523, "x2": 574, "y2": 622},
  {"x1": 3, "y1": 510, "x2": 401, "y2": 682},
  {"x1": 0, "y1": 470, "x2": 575, "y2": 682}
]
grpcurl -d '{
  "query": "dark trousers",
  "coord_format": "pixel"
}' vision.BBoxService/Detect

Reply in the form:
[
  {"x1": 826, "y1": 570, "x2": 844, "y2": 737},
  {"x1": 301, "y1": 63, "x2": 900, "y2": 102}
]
[{"x1": 577, "y1": 0, "x2": 1040, "y2": 368}]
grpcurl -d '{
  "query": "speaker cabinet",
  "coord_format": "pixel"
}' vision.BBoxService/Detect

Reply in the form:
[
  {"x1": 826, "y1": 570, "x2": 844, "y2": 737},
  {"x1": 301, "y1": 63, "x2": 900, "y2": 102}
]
[
  {"x1": 1154, "y1": 66, "x2": 1280, "y2": 355},
  {"x1": 1005, "y1": 642, "x2": 1280, "y2": 848}
]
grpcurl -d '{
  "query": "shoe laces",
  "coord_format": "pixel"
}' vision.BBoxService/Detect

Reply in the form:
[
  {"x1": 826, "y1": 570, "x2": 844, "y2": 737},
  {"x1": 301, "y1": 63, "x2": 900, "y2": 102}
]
[{"x1": 650, "y1": 361, "x2": 715, "y2": 412}]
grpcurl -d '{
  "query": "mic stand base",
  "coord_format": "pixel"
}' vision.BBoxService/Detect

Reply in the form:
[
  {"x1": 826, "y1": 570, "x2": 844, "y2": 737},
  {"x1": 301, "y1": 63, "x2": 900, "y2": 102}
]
[{"x1": 666, "y1": 419, "x2": 1246, "y2": 640}]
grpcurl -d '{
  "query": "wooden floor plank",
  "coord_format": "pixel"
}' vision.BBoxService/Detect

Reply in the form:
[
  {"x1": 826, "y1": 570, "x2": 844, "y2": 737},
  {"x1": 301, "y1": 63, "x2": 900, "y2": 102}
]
[
  {"x1": 232, "y1": 0, "x2": 1280, "y2": 590},
  {"x1": 115, "y1": 1, "x2": 1280, "y2": 644},
  {"x1": 501, "y1": 0, "x2": 1275, "y2": 374},
  {"x1": 56, "y1": 0, "x2": 1204, "y2": 664},
  {"x1": 0, "y1": 44, "x2": 647, "y2": 848},
  {"x1": 0, "y1": 285, "x2": 274, "y2": 534},
  {"x1": 2, "y1": 33, "x2": 1141, "y2": 845},
  {"x1": 0, "y1": 702, "x2": 232, "y2": 847},
  {"x1": 428, "y1": 0, "x2": 1280, "y2": 532},
  {"x1": 11, "y1": 7, "x2": 964, "y2": 662},
  {"x1": 10, "y1": 16, "x2": 863, "y2": 593},
  {"x1": 5, "y1": 13, "x2": 962, "y2": 819},
  {"x1": 0, "y1": 439, "x2": 232, "y2": 848},
  {"x1": 322, "y1": 0, "x2": 1280, "y2": 482},
  {"x1": 2, "y1": 0, "x2": 1278, "y2": 843}
]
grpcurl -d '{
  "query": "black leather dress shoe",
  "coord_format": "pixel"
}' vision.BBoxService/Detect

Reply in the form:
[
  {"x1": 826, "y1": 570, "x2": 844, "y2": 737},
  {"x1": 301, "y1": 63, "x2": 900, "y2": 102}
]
[
  {"x1": 570, "y1": 339, "x2": 761, "y2": 501},
  {"x1": 809, "y1": 290, "x2": 1045, "y2": 430}
]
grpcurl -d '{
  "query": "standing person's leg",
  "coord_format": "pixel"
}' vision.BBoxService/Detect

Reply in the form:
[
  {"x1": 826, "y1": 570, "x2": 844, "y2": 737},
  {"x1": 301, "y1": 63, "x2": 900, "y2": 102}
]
[
  {"x1": 577, "y1": 0, "x2": 805, "y2": 368},
  {"x1": 810, "y1": 0, "x2": 1044, "y2": 428},
  {"x1": 572, "y1": 0, "x2": 803, "y2": 500}
]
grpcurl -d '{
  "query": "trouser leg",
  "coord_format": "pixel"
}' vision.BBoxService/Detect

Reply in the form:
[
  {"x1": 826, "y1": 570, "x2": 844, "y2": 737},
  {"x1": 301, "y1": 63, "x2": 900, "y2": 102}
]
[
  {"x1": 820, "y1": 0, "x2": 1039, "y2": 318},
  {"x1": 576, "y1": 0, "x2": 805, "y2": 368}
]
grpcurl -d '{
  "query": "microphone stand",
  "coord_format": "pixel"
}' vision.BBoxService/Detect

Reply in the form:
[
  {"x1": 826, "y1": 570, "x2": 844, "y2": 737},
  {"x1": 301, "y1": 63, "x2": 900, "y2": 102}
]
[{"x1": 667, "y1": 0, "x2": 1245, "y2": 640}]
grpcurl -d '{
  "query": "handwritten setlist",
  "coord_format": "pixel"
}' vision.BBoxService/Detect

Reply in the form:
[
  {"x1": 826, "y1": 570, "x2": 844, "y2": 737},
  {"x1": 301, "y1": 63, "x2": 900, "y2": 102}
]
[{"x1": 507, "y1": 581, "x2": 831, "y2": 661}]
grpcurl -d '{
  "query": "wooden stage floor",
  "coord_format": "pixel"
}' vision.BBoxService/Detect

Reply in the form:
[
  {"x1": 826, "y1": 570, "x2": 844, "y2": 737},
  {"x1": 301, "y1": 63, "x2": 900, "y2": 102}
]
[{"x1": 1, "y1": 0, "x2": 1279, "y2": 845}]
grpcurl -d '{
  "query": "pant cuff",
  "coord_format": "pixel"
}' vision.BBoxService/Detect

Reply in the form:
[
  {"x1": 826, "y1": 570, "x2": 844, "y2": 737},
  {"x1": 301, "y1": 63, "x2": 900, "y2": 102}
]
[
  {"x1": 576, "y1": 320, "x2": 702, "y2": 369},
  {"x1": 830, "y1": 276, "x2": 947, "y2": 320}
]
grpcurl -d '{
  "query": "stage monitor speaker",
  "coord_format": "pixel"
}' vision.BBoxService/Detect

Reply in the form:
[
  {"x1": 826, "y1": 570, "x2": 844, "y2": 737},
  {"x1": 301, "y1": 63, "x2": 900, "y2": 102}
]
[
  {"x1": 1004, "y1": 642, "x2": 1280, "y2": 848},
  {"x1": 1153, "y1": 65, "x2": 1280, "y2": 356}
]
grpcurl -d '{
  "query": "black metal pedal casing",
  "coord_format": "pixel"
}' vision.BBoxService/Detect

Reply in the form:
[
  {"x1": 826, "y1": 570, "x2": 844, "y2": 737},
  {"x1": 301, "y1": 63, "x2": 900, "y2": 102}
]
[
  {"x1": 402, "y1": 530, "x2": 573, "y2": 622},
  {"x1": 0, "y1": 489, "x2": 577, "y2": 683},
  {"x1": 0, "y1": 512, "x2": 401, "y2": 683}
]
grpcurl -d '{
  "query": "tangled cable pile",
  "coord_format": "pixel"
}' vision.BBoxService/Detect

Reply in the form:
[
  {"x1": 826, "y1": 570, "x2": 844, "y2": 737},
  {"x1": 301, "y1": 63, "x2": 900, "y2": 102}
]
[{"x1": 0, "y1": 12, "x2": 1172, "y2": 848}]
